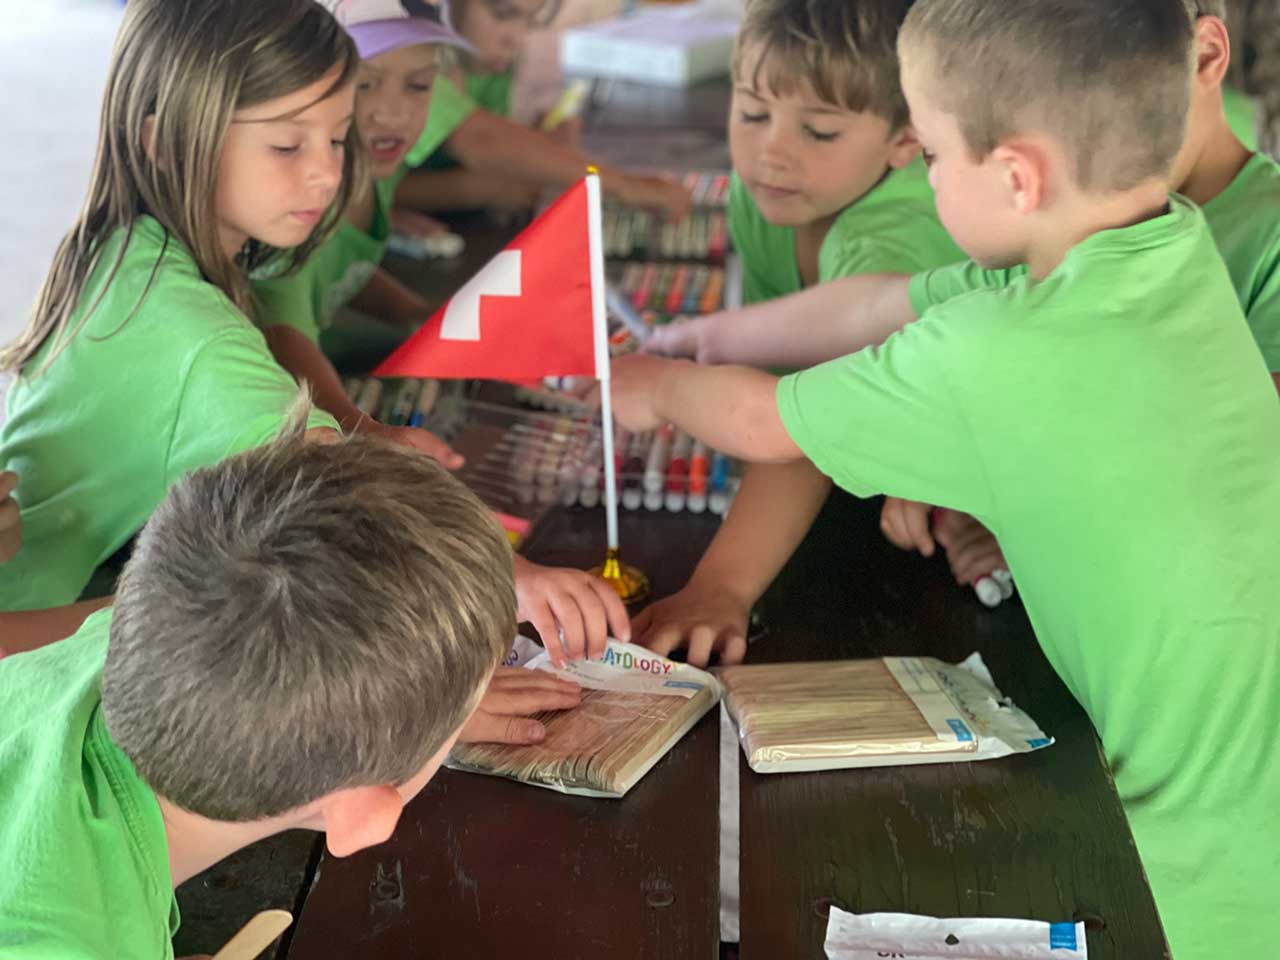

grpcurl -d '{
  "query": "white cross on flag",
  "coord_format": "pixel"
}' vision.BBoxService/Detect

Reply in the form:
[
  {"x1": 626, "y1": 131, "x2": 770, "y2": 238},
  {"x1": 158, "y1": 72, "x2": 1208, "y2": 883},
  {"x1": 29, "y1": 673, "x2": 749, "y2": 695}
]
[{"x1": 373, "y1": 178, "x2": 607, "y2": 382}]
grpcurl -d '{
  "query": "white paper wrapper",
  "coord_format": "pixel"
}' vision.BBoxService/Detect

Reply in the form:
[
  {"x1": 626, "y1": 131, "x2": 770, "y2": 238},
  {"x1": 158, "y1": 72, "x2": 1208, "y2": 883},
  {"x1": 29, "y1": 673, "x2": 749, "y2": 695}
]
[{"x1": 825, "y1": 908, "x2": 1088, "y2": 959}]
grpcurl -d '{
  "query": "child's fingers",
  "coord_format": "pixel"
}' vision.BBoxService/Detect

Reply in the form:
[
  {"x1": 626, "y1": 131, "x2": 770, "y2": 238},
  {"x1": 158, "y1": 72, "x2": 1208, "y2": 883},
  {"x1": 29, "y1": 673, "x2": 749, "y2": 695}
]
[
  {"x1": 630, "y1": 603, "x2": 656, "y2": 640},
  {"x1": 460, "y1": 709, "x2": 546, "y2": 745},
  {"x1": 880, "y1": 498, "x2": 911, "y2": 550},
  {"x1": 0, "y1": 499, "x2": 21, "y2": 563},
  {"x1": 567, "y1": 576, "x2": 610, "y2": 660},
  {"x1": 903, "y1": 502, "x2": 935, "y2": 557},
  {"x1": 951, "y1": 541, "x2": 1007, "y2": 588},
  {"x1": 0, "y1": 471, "x2": 17, "y2": 499},
  {"x1": 481, "y1": 681, "x2": 581, "y2": 716},
  {"x1": 637, "y1": 617, "x2": 689, "y2": 659},
  {"x1": 585, "y1": 574, "x2": 630, "y2": 646},
  {"x1": 685, "y1": 623, "x2": 722, "y2": 668},
  {"x1": 523, "y1": 601, "x2": 564, "y2": 667},
  {"x1": 487, "y1": 666, "x2": 580, "y2": 696},
  {"x1": 716, "y1": 627, "x2": 749, "y2": 667},
  {"x1": 547, "y1": 590, "x2": 587, "y2": 663}
]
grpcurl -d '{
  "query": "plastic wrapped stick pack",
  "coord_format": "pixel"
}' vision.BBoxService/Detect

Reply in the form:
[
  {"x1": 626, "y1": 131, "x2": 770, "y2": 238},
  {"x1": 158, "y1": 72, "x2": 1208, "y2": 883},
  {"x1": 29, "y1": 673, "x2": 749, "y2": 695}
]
[
  {"x1": 718, "y1": 654, "x2": 1052, "y2": 774},
  {"x1": 449, "y1": 641, "x2": 721, "y2": 798}
]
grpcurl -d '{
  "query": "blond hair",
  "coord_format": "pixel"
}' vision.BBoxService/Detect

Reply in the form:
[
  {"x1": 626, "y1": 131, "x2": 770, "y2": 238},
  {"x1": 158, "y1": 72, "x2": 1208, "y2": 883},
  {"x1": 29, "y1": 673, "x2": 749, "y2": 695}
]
[
  {"x1": 900, "y1": 0, "x2": 1196, "y2": 192},
  {"x1": 102, "y1": 397, "x2": 514, "y2": 821},
  {"x1": 731, "y1": 0, "x2": 915, "y2": 130},
  {"x1": 0, "y1": 0, "x2": 361, "y2": 376}
]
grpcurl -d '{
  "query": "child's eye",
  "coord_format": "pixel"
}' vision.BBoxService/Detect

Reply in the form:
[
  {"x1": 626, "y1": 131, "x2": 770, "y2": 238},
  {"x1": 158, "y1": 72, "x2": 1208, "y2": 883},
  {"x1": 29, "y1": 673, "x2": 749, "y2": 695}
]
[
  {"x1": 409, "y1": 82, "x2": 433, "y2": 94},
  {"x1": 271, "y1": 145, "x2": 301, "y2": 156},
  {"x1": 738, "y1": 111, "x2": 768, "y2": 125},
  {"x1": 803, "y1": 126, "x2": 839, "y2": 143},
  {"x1": 331, "y1": 139, "x2": 347, "y2": 151},
  {"x1": 921, "y1": 149, "x2": 937, "y2": 166}
]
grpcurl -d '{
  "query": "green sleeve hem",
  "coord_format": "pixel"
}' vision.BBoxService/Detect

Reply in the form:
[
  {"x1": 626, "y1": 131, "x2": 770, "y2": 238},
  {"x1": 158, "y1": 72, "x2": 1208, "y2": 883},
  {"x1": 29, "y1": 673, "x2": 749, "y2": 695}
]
[
  {"x1": 775, "y1": 373, "x2": 875, "y2": 498},
  {"x1": 906, "y1": 270, "x2": 935, "y2": 318}
]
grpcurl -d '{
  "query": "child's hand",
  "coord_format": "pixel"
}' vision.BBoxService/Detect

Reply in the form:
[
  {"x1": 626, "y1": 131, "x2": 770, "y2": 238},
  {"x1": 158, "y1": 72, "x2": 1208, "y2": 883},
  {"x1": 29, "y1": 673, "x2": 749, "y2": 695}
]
[
  {"x1": 632, "y1": 580, "x2": 749, "y2": 668},
  {"x1": 458, "y1": 667, "x2": 583, "y2": 744},
  {"x1": 613, "y1": 174, "x2": 693, "y2": 222},
  {"x1": 390, "y1": 207, "x2": 450, "y2": 238},
  {"x1": 570, "y1": 353, "x2": 672, "y2": 433},
  {"x1": 0, "y1": 471, "x2": 21, "y2": 564},
  {"x1": 933, "y1": 508, "x2": 1007, "y2": 587},
  {"x1": 642, "y1": 316, "x2": 705, "y2": 361},
  {"x1": 513, "y1": 555, "x2": 631, "y2": 666},
  {"x1": 539, "y1": 114, "x2": 582, "y2": 147},
  {"x1": 368, "y1": 423, "x2": 464, "y2": 470},
  {"x1": 880, "y1": 496, "x2": 936, "y2": 557}
]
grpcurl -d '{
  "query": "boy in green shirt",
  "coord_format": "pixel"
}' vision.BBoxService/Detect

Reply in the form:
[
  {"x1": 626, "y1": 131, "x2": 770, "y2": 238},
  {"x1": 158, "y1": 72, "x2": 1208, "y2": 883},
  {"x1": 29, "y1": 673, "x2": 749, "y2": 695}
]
[
  {"x1": 0, "y1": 408, "x2": 517, "y2": 959},
  {"x1": 597, "y1": 1, "x2": 1279, "y2": 955},
  {"x1": 725, "y1": 0, "x2": 963, "y2": 307}
]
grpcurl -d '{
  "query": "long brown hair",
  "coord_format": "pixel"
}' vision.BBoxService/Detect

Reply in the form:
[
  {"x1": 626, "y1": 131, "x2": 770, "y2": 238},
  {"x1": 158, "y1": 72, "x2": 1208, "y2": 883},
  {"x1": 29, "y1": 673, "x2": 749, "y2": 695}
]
[{"x1": 0, "y1": 0, "x2": 362, "y2": 376}]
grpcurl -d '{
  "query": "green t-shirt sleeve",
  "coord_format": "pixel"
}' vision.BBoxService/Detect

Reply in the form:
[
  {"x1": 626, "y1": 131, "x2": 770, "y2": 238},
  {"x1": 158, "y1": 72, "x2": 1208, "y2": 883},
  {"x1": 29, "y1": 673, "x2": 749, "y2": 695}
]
[
  {"x1": 906, "y1": 260, "x2": 1026, "y2": 317},
  {"x1": 776, "y1": 308, "x2": 995, "y2": 517},
  {"x1": 164, "y1": 326, "x2": 338, "y2": 487},
  {"x1": 1245, "y1": 258, "x2": 1280, "y2": 371},
  {"x1": 253, "y1": 269, "x2": 322, "y2": 344},
  {"x1": 819, "y1": 234, "x2": 939, "y2": 284},
  {"x1": 406, "y1": 74, "x2": 479, "y2": 167}
]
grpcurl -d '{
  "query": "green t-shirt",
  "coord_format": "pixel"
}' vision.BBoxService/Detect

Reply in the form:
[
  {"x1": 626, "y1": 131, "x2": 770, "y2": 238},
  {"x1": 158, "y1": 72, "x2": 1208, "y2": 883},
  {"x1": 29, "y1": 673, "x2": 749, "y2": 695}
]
[
  {"x1": 727, "y1": 159, "x2": 965, "y2": 305},
  {"x1": 778, "y1": 197, "x2": 1280, "y2": 959},
  {"x1": 252, "y1": 170, "x2": 405, "y2": 343},
  {"x1": 467, "y1": 70, "x2": 512, "y2": 118},
  {"x1": 0, "y1": 218, "x2": 338, "y2": 612},
  {"x1": 1224, "y1": 85, "x2": 1259, "y2": 151},
  {"x1": 909, "y1": 155, "x2": 1280, "y2": 370},
  {"x1": 404, "y1": 73, "x2": 480, "y2": 168},
  {"x1": 0, "y1": 608, "x2": 177, "y2": 958}
]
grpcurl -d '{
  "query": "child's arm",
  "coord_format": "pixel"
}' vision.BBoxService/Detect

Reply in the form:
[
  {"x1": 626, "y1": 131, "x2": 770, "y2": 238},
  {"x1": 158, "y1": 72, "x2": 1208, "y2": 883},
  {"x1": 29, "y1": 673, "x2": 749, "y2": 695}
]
[
  {"x1": 591, "y1": 355, "x2": 803, "y2": 463},
  {"x1": 633, "y1": 459, "x2": 831, "y2": 667},
  {"x1": 0, "y1": 471, "x2": 20, "y2": 563},
  {"x1": 392, "y1": 167, "x2": 541, "y2": 213},
  {"x1": 458, "y1": 666, "x2": 584, "y2": 744},
  {"x1": 0, "y1": 596, "x2": 113, "y2": 659},
  {"x1": 347, "y1": 266, "x2": 432, "y2": 328},
  {"x1": 397, "y1": 108, "x2": 692, "y2": 220},
  {"x1": 644, "y1": 273, "x2": 918, "y2": 368},
  {"x1": 261, "y1": 325, "x2": 462, "y2": 468}
]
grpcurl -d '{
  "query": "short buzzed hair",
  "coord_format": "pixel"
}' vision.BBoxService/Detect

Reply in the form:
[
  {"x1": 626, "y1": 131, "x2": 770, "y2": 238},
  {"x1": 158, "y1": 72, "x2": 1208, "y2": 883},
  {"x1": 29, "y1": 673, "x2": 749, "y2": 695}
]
[
  {"x1": 1183, "y1": 0, "x2": 1225, "y2": 19},
  {"x1": 732, "y1": 0, "x2": 916, "y2": 131},
  {"x1": 102, "y1": 399, "x2": 514, "y2": 821},
  {"x1": 900, "y1": 0, "x2": 1196, "y2": 192}
]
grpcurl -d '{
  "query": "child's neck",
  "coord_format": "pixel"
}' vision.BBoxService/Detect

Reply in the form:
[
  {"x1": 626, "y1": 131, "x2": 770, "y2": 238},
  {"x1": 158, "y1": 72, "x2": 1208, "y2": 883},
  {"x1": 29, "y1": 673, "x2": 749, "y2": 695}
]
[
  {"x1": 1174, "y1": 110, "x2": 1252, "y2": 207},
  {"x1": 158, "y1": 793, "x2": 306, "y2": 887},
  {"x1": 1025, "y1": 180, "x2": 1171, "y2": 281},
  {"x1": 794, "y1": 212, "x2": 840, "y2": 288}
]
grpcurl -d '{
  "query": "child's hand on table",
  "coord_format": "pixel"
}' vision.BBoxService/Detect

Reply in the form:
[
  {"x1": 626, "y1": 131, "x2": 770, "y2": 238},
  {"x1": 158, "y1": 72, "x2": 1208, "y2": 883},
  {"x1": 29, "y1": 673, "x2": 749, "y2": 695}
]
[
  {"x1": 880, "y1": 496, "x2": 936, "y2": 557},
  {"x1": 933, "y1": 508, "x2": 1007, "y2": 587},
  {"x1": 459, "y1": 667, "x2": 583, "y2": 745},
  {"x1": 631, "y1": 580, "x2": 750, "y2": 668},
  {"x1": 513, "y1": 555, "x2": 631, "y2": 666},
  {"x1": 0, "y1": 471, "x2": 21, "y2": 564}
]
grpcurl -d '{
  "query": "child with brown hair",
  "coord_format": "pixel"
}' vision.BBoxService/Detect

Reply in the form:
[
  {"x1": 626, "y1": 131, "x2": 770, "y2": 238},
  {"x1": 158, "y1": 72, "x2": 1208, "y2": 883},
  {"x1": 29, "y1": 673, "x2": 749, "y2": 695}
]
[{"x1": 0, "y1": 403, "x2": 515, "y2": 955}]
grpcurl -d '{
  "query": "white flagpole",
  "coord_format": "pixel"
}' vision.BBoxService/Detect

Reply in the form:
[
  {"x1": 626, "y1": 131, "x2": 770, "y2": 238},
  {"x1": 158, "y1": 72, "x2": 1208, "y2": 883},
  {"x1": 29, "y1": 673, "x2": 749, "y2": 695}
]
[{"x1": 584, "y1": 170, "x2": 619, "y2": 552}]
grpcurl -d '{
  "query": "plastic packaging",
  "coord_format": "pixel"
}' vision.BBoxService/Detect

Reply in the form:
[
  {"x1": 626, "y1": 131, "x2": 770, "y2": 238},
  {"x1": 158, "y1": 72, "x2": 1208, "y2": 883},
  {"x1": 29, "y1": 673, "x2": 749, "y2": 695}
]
[
  {"x1": 824, "y1": 908, "x2": 1088, "y2": 959},
  {"x1": 719, "y1": 653, "x2": 1051, "y2": 774},
  {"x1": 449, "y1": 641, "x2": 721, "y2": 797}
]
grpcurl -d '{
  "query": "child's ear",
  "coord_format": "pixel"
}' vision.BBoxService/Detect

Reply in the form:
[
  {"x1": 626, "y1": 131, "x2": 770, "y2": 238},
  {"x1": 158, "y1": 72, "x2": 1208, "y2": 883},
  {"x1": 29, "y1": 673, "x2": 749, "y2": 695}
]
[
  {"x1": 886, "y1": 123, "x2": 922, "y2": 170},
  {"x1": 316, "y1": 785, "x2": 405, "y2": 857},
  {"x1": 1192, "y1": 15, "x2": 1231, "y2": 88},
  {"x1": 991, "y1": 140, "x2": 1046, "y2": 216}
]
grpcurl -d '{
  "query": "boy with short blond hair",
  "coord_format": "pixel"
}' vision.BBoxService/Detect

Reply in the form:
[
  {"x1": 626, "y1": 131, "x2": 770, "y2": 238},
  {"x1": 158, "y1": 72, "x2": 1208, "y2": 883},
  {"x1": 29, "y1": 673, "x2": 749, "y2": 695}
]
[
  {"x1": 602, "y1": 1, "x2": 1279, "y2": 955},
  {"x1": 725, "y1": 0, "x2": 962, "y2": 305},
  {"x1": 0, "y1": 407, "x2": 514, "y2": 956}
]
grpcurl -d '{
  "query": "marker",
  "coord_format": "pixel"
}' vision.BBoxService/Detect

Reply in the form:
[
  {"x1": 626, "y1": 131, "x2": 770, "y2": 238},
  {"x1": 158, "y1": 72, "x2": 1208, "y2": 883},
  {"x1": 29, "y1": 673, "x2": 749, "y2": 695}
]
[
  {"x1": 664, "y1": 430, "x2": 692, "y2": 511},
  {"x1": 699, "y1": 268, "x2": 726, "y2": 314},
  {"x1": 343, "y1": 377, "x2": 363, "y2": 400},
  {"x1": 644, "y1": 425, "x2": 674, "y2": 494},
  {"x1": 354, "y1": 378, "x2": 383, "y2": 417},
  {"x1": 707, "y1": 451, "x2": 732, "y2": 515},
  {"x1": 408, "y1": 379, "x2": 441, "y2": 427},
  {"x1": 606, "y1": 283, "x2": 653, "y2": 343},
  {"x1": 664, "y1": 266, "x2": 690, "y2": 316},
  {"x1": 386, "y1": 380, "x2": 420, "y2": 426},
  {"x1": 621, "y1": 430, "x2": 649, "y2": 510},
  {"x1": 540, "y1": 77, "x2": 592, "y2": 132},
  {"x1": 687, "y1": 440, "x2": 709, "y2": 513}
]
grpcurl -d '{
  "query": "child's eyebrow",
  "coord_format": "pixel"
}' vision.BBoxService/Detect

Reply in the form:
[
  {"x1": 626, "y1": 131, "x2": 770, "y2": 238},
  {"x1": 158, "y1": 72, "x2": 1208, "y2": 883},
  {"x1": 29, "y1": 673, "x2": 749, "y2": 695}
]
[{"x1": 248, "y1": 111, "x2": 355, "y2": 128}]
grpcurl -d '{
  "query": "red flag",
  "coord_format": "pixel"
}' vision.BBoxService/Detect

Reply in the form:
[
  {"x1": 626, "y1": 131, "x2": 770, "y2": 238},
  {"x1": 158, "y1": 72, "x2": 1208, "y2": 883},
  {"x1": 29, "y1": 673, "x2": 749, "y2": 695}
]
[{"x1": 374, "y1": 180, "x2": 600, "y2": 381}]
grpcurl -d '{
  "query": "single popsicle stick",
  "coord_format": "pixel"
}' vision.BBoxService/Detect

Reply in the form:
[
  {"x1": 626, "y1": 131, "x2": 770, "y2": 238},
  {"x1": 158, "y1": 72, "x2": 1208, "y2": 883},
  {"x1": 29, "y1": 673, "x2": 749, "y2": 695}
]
[{"x1": 210, "y1": 909, "x2": 293, "y2": 960}]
